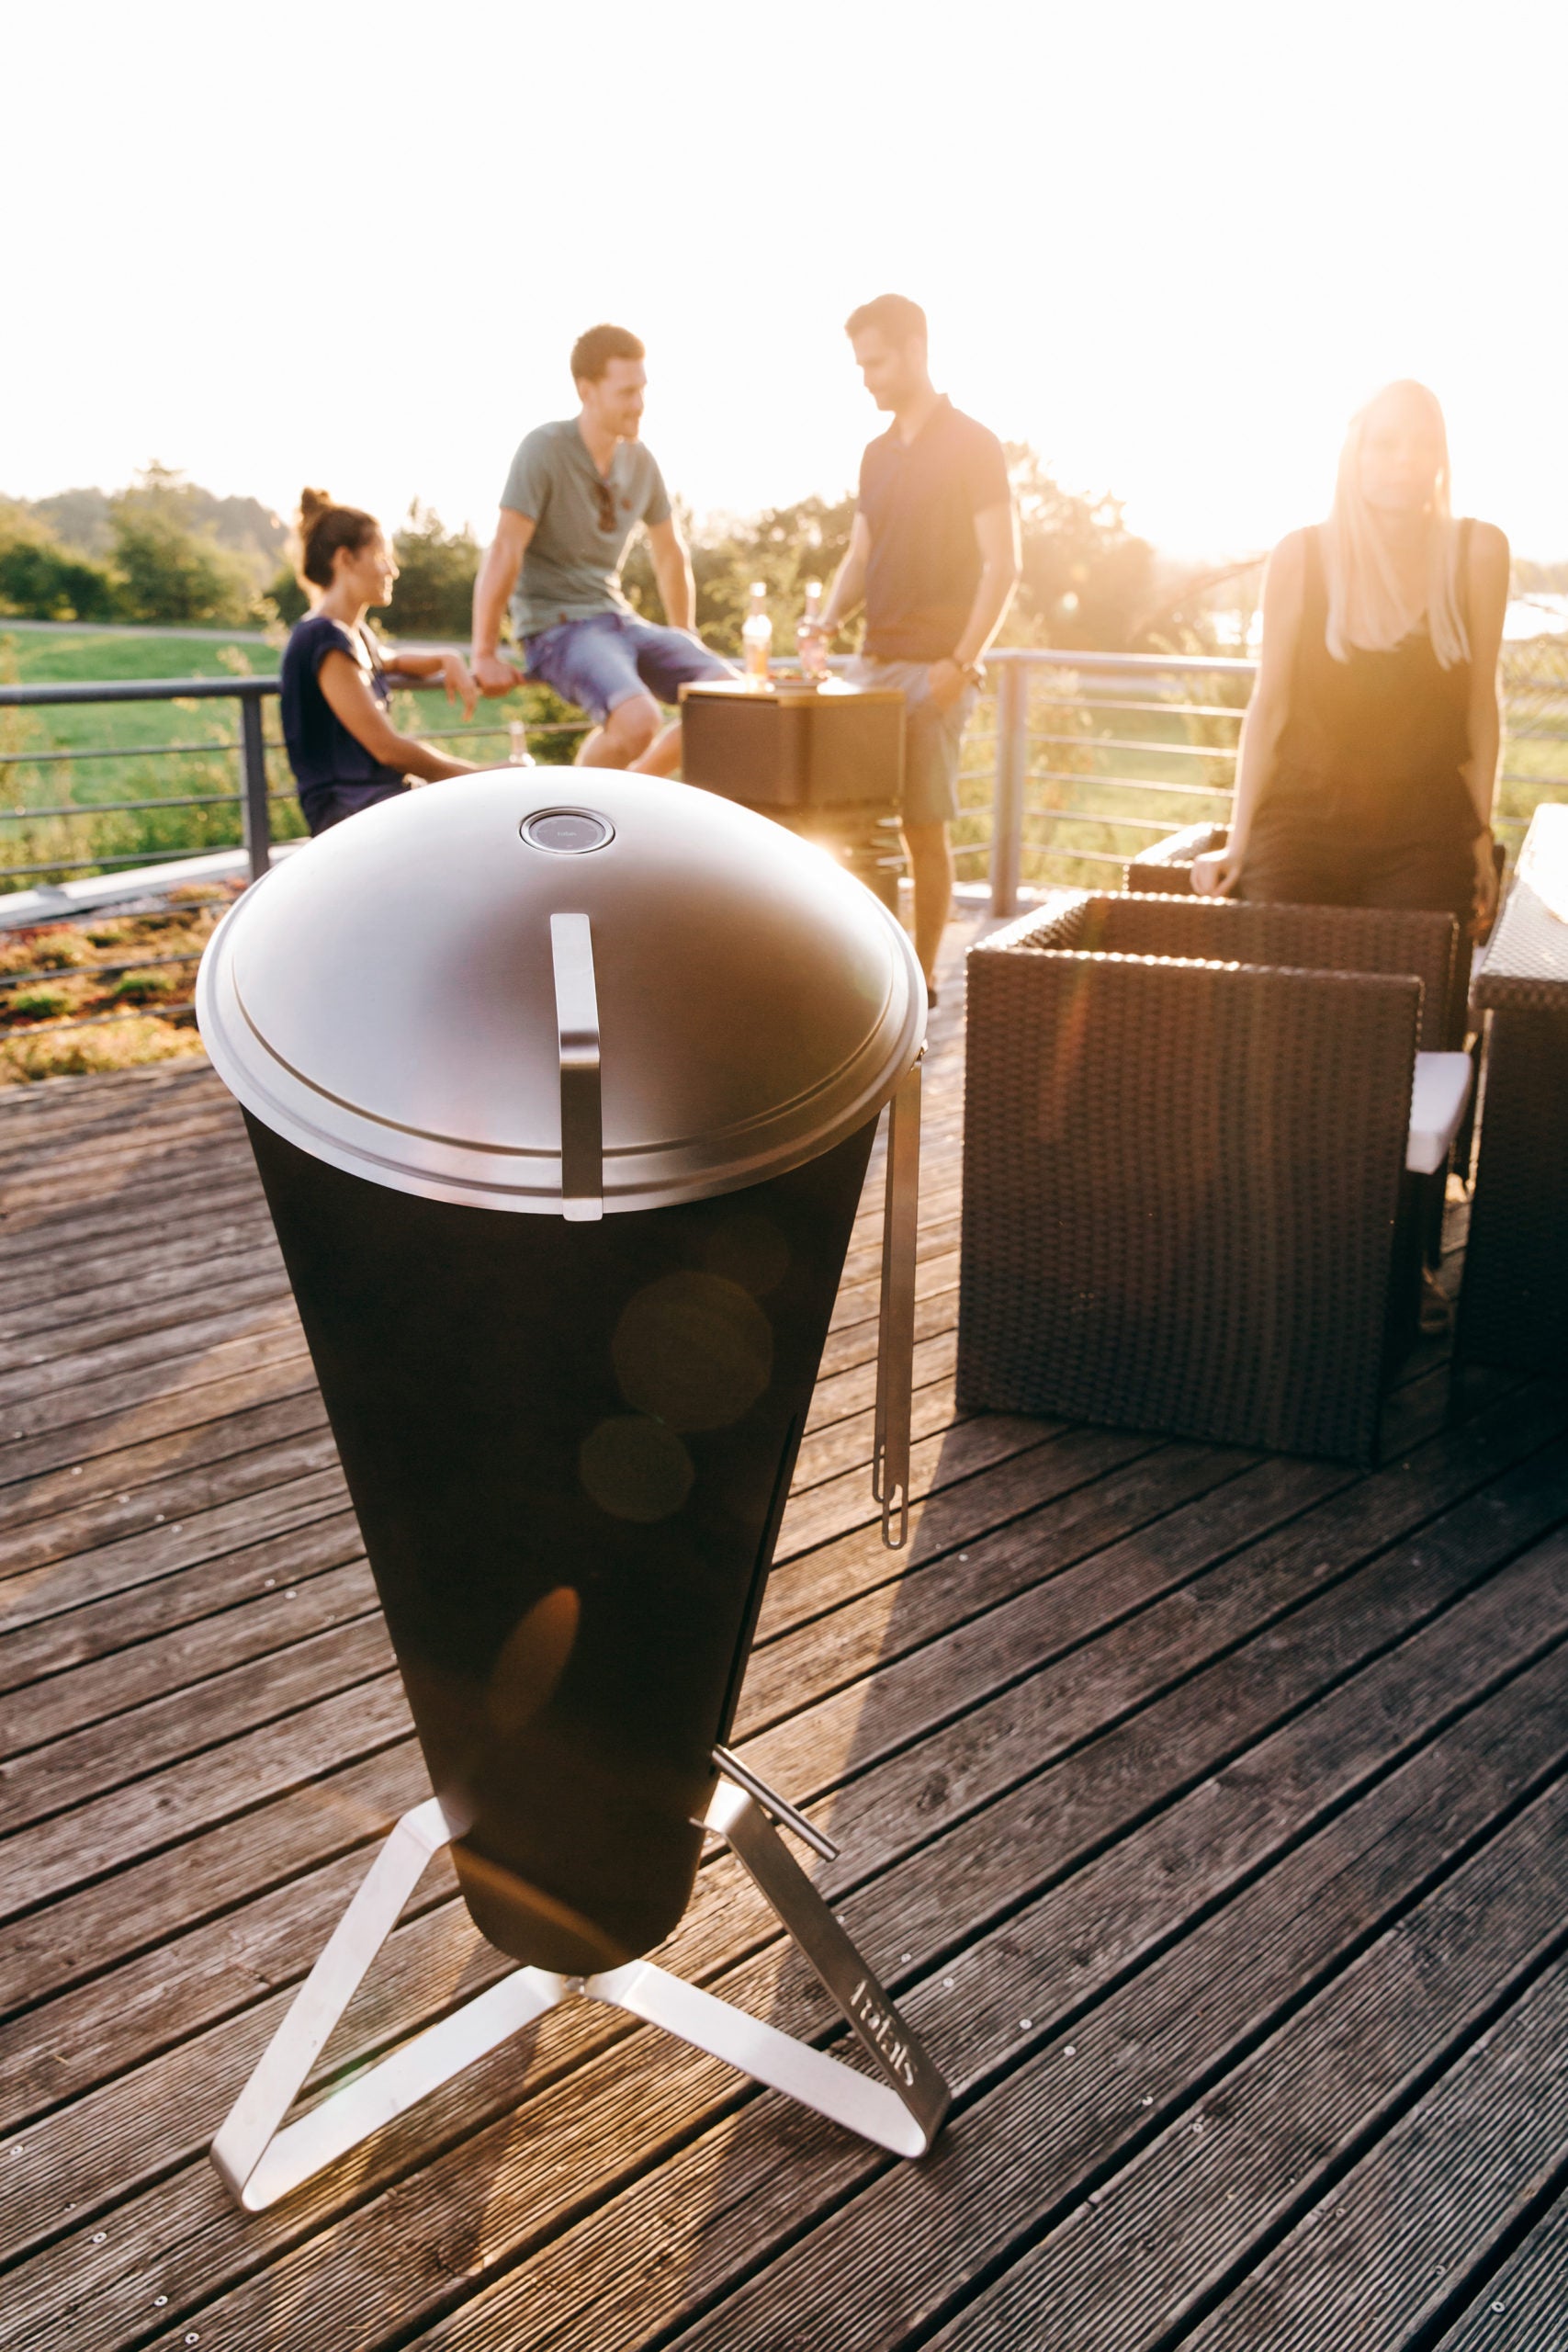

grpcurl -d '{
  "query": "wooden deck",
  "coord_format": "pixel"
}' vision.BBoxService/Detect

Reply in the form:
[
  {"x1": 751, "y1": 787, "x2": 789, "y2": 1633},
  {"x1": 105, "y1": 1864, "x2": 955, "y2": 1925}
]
[{"x1": 3, "y1": 912, "x2": 1568, "y2": 2352}]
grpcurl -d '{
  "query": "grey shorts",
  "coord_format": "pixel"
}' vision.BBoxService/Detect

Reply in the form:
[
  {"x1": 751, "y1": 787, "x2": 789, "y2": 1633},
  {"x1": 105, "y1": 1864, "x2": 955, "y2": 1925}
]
[
  {"x1": 525, "y1": 613, "x2": 734, "y2": 724},
  {"x1": 844, "y1": 655, "x2": 979, "y2": 830}
]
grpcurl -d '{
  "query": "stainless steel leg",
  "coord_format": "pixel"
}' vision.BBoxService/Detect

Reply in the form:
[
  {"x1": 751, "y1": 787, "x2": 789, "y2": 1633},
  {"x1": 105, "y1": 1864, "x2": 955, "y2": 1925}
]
[
  {"x1": 209, "y1": 1798, "x2": 564, "y2": 2211},
  {"x1": 584, "y1": 1956, "x2": 931, "y2": 2158},
  {"x1": 873, "y1": 1059, "x2": 921, "y2": 1548},
  {"x1": 210, "y1": 1769, "x2": 949, "y2": 2210},
  {"x1": 698, "y1": 1777, "x2": 950, "y2": 2154}
]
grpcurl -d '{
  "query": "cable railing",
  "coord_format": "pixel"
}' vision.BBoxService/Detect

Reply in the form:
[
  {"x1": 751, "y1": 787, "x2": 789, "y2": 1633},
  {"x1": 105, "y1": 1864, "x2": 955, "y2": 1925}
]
[
  {"x1": 969, "y1": 644, "x2": 1568, "y2": 914},
  {"x1": 2, "y1": 645, "x2": 1565, "y2": 1054},
  {"x1": 0, "y1": 672, "x2": 592, "y2": 1056},
  {"x1": 0, "y1": 675, "x2": 281, "y2": 887},
  {"x1": 0, "y1": 673, "x2": 592, "y2": 888}
]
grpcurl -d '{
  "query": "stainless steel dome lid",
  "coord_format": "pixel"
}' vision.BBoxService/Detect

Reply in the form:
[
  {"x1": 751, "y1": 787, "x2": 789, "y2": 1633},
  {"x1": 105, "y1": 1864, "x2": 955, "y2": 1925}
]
[{"x1": 197, "y1": 769, "x2": 925, "y2": 1216}]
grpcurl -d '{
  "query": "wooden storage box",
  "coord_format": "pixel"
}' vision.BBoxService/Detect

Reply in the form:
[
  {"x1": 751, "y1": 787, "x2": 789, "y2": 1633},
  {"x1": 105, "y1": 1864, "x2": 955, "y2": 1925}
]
[{"x1": 679, "y1": 680, "x2": 906, "y2": 810}]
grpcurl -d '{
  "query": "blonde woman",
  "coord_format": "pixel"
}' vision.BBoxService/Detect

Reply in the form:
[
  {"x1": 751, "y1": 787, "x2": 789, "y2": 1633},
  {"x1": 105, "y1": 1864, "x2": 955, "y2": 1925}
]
[{"x1": 1193, "y1": 382, "x2": 1507, "y2": 937}]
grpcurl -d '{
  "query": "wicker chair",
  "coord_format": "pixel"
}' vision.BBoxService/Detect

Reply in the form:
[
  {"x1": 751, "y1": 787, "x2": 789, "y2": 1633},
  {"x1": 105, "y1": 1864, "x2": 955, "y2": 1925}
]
[
  {"x1": 958, "y1": 892, "x2": 1458, "y2": 1464},
  {"x1": 1124, "y1": 820, "x2": 1229, "y2": 899},
  {"x1": 1124, "y1": 818, "x2": 1501, "y2": 1263},
  {"x1": 1124, "y1": 820, "x2": 1499, "y2": 1052}
]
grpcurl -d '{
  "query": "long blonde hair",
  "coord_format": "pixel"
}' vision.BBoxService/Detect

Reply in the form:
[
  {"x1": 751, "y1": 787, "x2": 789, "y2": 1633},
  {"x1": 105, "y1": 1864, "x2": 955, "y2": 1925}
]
[{"x1": 1323, "y1": 380, "x2": 1469, "y2": 670}]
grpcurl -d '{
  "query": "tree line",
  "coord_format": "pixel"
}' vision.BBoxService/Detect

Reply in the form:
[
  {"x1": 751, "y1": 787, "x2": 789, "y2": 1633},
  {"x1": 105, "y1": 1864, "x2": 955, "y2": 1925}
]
[
  {"x1": 0, "y1": 458, "x2": 1246, "y2": 654},
  {"x1": 0, "y1": 467, "x2": 283, "y2": 628}
]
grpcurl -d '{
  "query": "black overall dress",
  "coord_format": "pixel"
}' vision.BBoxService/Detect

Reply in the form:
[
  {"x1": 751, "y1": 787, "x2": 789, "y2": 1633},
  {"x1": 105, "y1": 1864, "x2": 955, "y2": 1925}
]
[{"x1": 1239, "y1": 520, "x2": 1481, "y2": 922}]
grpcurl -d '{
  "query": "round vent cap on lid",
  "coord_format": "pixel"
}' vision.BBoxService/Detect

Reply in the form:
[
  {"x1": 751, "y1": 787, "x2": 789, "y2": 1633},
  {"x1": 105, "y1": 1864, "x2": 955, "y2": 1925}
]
[{"x1": 197, "y1": 768, "x2": 924, "y2": 1214}]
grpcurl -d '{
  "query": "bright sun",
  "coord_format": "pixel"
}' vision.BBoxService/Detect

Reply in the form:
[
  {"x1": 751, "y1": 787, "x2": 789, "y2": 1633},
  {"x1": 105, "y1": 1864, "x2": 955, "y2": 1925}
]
[{"x1": 6, "y1": 0, "x2": 1567, "y2": 561}]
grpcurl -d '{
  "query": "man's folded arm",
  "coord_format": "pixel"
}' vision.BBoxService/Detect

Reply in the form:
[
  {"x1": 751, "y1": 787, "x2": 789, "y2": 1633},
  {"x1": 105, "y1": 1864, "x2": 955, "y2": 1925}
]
[{"x1": 471, "y1": 507, "x2": 536, "y2": 692}]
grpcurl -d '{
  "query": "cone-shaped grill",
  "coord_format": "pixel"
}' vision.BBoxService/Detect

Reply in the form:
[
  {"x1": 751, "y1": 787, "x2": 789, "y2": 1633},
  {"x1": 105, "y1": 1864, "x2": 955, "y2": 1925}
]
[{"x1": 199, "y1": 773, "x2": 923, "y2": 1972}]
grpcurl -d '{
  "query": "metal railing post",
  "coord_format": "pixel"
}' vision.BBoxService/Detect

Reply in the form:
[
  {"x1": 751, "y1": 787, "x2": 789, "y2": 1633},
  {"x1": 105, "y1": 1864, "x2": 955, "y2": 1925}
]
[
  {"x1": 990, "y1": 660, "x2": 1028, "y2": 918},
  {"x1": 239, "y1": 688, "x2": 271, "y2": 885}
]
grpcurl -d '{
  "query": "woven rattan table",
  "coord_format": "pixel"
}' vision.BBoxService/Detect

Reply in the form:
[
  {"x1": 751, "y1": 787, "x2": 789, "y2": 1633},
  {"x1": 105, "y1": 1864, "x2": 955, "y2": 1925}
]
[{"x1": 1456, "y1": 803, "x2": 1568, "y2": 1374}]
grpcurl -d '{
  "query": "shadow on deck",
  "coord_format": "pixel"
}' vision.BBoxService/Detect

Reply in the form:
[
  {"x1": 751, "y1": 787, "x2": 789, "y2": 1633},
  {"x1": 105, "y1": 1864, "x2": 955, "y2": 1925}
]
[{"x1": 2, "y1": 912, "x2": 1566, "y2": 2352}]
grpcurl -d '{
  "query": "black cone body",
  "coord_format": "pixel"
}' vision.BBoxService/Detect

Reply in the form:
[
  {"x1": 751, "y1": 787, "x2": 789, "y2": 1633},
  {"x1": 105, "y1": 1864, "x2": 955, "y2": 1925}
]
[{"x1": 246, "y1": 1114, "x2": 874, "y2": 1975}]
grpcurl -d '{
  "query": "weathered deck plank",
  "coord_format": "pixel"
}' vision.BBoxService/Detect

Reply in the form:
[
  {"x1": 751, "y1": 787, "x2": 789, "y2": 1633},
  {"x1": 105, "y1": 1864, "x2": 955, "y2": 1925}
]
[
  {"x1": 1, "y1": 920, "x2": 1564, "y2": 2352},
  {"x1": 1436, "y1": 2182, "x2": 1568, "y2": 2349},
  {"x1": 912, "y1": 1792, "x2": 1568, "y2": 2352},
  {"x1": 1181, "y1": 1954, "x2": 1568, "y2": 2349}
]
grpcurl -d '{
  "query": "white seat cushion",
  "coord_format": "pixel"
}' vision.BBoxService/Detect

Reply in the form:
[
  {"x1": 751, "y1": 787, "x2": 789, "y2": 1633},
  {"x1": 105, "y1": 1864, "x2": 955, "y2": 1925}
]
[{"x1": 1406, "y1": 1051, "x2": 1473, "y2": 1174}]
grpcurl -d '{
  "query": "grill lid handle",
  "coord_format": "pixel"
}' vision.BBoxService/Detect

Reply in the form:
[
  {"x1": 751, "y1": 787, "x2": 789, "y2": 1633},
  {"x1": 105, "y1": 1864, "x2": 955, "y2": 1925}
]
[
  {"x1": 873, "y1": 1054, "x2": 922, "y2": 1546},
  {"x1": 550, "y1": 913, "x2": 603, "y2": 1221}
]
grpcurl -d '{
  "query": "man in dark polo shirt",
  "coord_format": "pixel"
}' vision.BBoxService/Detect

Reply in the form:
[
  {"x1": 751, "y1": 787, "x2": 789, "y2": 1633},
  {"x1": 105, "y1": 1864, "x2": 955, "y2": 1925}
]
[{"x1": 805, "y1": 294, "x2": 1020, "y2": 993}]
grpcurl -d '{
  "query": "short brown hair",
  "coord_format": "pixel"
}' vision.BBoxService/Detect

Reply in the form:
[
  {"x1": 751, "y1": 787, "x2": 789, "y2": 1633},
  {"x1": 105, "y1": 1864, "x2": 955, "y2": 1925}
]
[
  {"x1": 294, "y1": 489, "x2": 379, "y2": 590},
  {"x1": 570, "y1": 323, "x2": 646, "y2": 385},
  {"x1": 845, "y1": 294, "x2": 927, "y2": 347}
]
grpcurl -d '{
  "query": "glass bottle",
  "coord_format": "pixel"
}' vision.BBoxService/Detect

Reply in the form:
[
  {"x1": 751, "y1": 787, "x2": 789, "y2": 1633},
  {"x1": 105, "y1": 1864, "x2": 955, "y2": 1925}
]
[
  {"x1": 796, "y1": 578, "x2": 828, "y2": 681},
  {"x1": 741, "y1": 582, "x2": 773, "y2": 685}
]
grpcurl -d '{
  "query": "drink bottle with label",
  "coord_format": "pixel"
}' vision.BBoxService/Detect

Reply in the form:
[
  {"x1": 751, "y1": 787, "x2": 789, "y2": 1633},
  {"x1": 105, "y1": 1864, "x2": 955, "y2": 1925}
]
[
  {"x1": 741, "y1": 582, "x2": 773, "y2": 684},
  {"x1": 797, "y1": 579, "x2": 829, "y2": 681}
]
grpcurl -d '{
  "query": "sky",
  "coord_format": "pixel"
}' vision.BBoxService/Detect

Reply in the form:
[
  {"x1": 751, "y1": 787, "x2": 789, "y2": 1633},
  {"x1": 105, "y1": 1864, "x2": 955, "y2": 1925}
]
[{"x1": 6, "y1": 0, "x2": 1568, "y2": 560}]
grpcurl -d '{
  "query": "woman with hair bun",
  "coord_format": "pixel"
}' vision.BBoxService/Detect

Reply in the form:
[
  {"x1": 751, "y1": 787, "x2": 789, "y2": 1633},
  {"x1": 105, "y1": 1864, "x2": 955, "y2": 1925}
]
[
  {"x1": 1193, "y1": 381, "x2": 1508, "y2": 938},
  {"x1": 279, "y1": 490, "x2": 480, "y2": 835}
]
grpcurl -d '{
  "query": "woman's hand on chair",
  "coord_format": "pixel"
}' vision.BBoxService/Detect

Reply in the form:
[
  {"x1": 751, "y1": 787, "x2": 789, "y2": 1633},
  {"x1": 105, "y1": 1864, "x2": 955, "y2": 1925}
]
[
  {"x1": 1470, "y1": 832, "x2": 1500, "y2": 942},
  {"x1": 1191, "y1": 844, "x2": 1245, "y2": 898},
  {"x1": 439, "y1": 652, "x2": 479, "y2": 720}
]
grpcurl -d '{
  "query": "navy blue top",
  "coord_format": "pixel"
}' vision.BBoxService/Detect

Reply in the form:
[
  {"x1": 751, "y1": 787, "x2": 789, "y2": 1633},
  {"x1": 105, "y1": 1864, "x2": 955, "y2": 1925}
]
[
  {"x1": 857, "y1": 397, "x2": 1011, "y2": 662},
  {"x1": 279, "y1": 614, "x2": 405, "y2": 802}
]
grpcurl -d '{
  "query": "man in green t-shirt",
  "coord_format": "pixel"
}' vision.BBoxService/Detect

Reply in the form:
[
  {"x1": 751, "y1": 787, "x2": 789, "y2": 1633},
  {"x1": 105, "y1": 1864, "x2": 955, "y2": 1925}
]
[{"x1": 471, "y1": 323, "x2": 732, "y2": 770}]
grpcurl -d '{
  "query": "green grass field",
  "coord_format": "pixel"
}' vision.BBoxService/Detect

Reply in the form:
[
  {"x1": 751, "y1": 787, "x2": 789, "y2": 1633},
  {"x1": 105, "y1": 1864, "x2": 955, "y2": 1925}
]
[{"x1": 0, "y1": 627, "x2": 583, "y2": 891}]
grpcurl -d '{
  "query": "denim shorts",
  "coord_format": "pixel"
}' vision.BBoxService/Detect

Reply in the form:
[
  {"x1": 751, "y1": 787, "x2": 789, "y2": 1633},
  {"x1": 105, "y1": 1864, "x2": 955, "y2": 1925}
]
[
  {"x1": 843, "y1": 655, "x2": 979, "y2": 829},
  {"x1": 524, "y1": 612, "x2": 734, "y2": 724}
]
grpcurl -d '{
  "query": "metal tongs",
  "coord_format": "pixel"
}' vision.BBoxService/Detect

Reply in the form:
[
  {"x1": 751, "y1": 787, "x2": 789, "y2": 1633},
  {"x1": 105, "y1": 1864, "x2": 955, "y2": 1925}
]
[{"x1": 872, "y1": 1052, "x2": 922, "y2": 1548}]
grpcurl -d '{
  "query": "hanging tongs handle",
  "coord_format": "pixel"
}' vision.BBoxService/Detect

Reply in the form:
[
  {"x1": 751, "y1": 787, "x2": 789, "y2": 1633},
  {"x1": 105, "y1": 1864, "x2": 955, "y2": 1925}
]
[
  {"x1": 873, "y1": 1057, "x2": 921, "y2": 1547},
  {"x1": 550, "y1": 913, "x2": 603, "y2": 1222}
]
